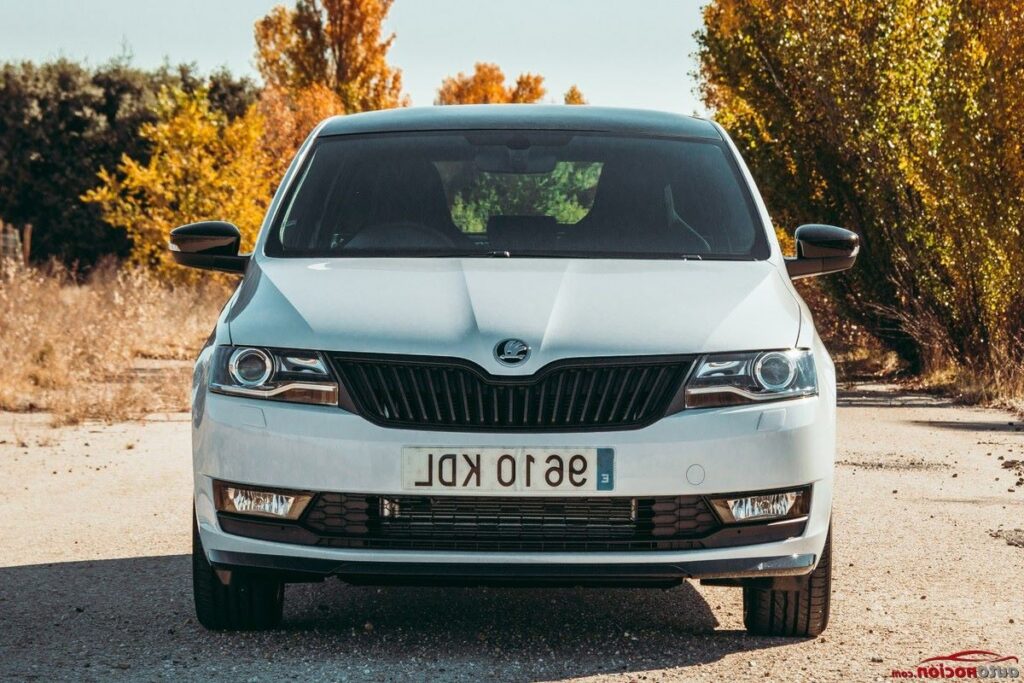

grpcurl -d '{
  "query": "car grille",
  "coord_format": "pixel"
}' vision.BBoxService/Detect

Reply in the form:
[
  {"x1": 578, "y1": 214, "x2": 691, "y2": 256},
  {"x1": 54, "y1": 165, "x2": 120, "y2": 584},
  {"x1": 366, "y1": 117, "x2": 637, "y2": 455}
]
[
  {"x1": 300, "y1": 493, "x2": 721, "y2": 551},
  {"x1": 330, "y1": 354, "x2": 692, "y2": 431}
]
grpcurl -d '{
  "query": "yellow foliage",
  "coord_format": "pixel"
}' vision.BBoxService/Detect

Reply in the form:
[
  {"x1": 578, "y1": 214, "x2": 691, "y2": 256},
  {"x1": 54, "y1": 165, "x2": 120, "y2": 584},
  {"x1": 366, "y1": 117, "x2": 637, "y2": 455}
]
[
  {"x1": 699, "y1": 0, "x2": 1024, "y2": 378},
  {"x1": 83, "y1": 88, "x2": 273, "y2": 282}
]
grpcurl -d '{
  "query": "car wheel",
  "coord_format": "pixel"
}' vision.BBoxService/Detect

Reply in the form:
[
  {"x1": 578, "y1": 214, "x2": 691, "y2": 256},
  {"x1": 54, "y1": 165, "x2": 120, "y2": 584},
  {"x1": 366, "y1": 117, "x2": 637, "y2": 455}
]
[
  {"x1": 742, "y1": 529, "x2": 832, "y2": 637},
  {"x1": 192, "y1": 512, "x2": 284, "y2": 630}
]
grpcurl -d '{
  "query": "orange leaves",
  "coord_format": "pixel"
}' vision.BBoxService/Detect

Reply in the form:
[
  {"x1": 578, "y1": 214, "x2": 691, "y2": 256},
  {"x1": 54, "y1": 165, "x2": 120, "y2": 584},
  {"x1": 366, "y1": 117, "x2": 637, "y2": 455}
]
[
  {"x1": 563, "y1": 85, "x2": 587, "y2": 105},
  {"x1": 436, "y1": 63, "x2": 512, "y2": 104},
  {"x1": 253, "y1": 5, "x2": 304, "y2": 93},
  {"x1": 259, "y1": 83, "x2": 344, "y2": 181},
  {"x1": 436, "y1": 63, "x2": 543, "y2": 105},
  {"x1": 254, "y1": 0, "x2": 406, "y2": 114},
  {"x1": 434, "y1": 64, "x2": 586, "y2": 106},
  {"x1": 436, "y1": 62, "x2": 552, "y2": 105},
  {"x1": 252, "y1": 0, "x2": 406, "y2": 172},
  {"x1": 509, "y1": 73, "x2": 546, "y2": 103}
]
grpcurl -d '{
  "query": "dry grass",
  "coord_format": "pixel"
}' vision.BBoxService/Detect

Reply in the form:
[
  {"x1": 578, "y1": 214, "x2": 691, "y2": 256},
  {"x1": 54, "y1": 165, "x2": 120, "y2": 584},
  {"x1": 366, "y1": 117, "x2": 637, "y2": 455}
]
[
  {"x1": 914, "y1": 363, "x2": 1024, "y2": 417},
  {"x1": 796, "y1": 279, "x2": 1024, "y2": 413},
  {"x1": 0, "y1": 260, "x2": 231, "y2": 424},
  {"x1": 794, "y1": 278, "x2": 906, "y2": 383}
]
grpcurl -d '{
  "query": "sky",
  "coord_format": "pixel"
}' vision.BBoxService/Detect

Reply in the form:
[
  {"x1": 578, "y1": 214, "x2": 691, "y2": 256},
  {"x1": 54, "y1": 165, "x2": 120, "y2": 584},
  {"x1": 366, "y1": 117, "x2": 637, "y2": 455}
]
[{"x1": 0, "y1": 0, "x2": 708, "y2": 115}]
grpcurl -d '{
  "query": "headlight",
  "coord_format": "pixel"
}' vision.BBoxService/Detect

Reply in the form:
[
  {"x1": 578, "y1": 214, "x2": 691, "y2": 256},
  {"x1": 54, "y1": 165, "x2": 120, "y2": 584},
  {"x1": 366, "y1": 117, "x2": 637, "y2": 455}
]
[
  {"x1": 210, "y1": 345, "x2": 338, "y2": 405},
  {"x1": 228, "y1": 347, "x2": 273, "y2": 387},
  {"x1": 684, "y1": 349, "x2": 817, "y2": 408}
]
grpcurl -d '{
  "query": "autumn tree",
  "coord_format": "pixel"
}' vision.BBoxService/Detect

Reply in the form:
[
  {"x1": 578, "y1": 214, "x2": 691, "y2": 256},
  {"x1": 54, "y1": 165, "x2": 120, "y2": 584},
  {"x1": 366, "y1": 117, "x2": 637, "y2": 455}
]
[
  {"x1": 699, "y1": 0, "x2": 1024, "y2": 383},
  {"x1": 254, "y1": 0, "x2": 406, "y2": 114},
  {"x1": 436, "y1": 62, "x2": 547, "y2": 104},
  {"x1": 83, "y1": 87, "x2": 272, "y2": 282},
  {"x1": 259, "y1": 83, "x2": 344, "y2": 181},
  {"x1": 563, "y1": 85, "x2": 587, "y2": 105},
  {"x1": 436, "y1": 63, "x2": 586, "y2": 106}
]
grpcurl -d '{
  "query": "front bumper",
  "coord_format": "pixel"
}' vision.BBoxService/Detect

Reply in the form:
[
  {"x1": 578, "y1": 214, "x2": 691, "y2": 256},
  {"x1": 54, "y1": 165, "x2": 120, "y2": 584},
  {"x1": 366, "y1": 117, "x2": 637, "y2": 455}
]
[
  {"x1": 206, "y1": 547, "x2": 817, "y2": 587},
  {"x1": 193, "y1": 388, "x2": 834, "y2": 581}
]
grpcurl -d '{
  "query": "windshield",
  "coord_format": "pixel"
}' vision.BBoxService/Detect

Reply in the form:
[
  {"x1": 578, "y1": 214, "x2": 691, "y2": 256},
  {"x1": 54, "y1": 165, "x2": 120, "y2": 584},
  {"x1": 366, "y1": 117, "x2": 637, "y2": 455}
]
[{"x1": 266, "y1": 130, "x2": 768, "y2": 259}]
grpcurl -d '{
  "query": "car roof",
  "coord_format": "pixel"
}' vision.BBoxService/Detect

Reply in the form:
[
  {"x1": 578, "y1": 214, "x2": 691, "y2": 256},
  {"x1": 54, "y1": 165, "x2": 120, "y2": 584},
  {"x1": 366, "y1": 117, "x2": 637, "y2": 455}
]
[{"x1": 316, "y1": 105, "x2": 722, "y2": 140}]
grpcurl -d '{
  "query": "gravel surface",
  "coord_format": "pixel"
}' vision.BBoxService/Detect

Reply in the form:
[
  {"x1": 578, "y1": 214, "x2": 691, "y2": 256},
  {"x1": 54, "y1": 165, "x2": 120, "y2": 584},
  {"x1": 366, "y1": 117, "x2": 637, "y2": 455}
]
[{"x1": 1, "y1": 385, "x2": 1021, "y2": 682}]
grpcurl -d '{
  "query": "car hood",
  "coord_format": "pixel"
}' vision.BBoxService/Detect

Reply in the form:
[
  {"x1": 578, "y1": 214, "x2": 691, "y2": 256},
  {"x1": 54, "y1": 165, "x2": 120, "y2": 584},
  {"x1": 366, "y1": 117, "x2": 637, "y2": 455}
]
[{"x1": 227, "y1": 258, "x2": 801, "y2": 374}]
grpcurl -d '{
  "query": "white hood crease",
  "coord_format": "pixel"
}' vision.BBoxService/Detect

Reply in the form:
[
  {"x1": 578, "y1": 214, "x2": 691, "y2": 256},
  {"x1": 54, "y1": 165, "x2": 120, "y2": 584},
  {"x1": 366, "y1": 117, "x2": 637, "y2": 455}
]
[{"x1": 227, "y1": 258, "x2": 801, "y2": 375}]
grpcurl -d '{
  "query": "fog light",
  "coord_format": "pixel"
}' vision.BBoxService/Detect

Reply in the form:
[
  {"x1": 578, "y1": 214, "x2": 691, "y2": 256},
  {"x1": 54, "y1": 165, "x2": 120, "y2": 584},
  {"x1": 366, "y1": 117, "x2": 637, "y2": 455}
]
[
  {"x1": 709, "y1": 488, "x2": 808, "y2": 524},
  {"x1": 214, "y1": 480, "x2": 312, "y2": 520}
]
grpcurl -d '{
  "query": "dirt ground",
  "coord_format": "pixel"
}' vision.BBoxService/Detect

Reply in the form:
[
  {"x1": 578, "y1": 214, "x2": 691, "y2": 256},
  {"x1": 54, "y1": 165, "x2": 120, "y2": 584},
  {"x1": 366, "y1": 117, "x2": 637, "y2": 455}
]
[{"x1": 0, "y1": 384, "x2": 1021, "y2": 682}]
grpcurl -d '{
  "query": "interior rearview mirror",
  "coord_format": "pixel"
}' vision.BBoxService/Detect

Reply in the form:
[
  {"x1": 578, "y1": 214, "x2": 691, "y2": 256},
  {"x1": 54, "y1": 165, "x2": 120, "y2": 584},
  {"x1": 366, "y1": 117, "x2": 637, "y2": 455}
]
[
  {"x1": 169, "y1": 221, "x2": 249, "y2": 274},
  {"x1": 785, "y1": 224, "x2": 859, "y2": 279}
]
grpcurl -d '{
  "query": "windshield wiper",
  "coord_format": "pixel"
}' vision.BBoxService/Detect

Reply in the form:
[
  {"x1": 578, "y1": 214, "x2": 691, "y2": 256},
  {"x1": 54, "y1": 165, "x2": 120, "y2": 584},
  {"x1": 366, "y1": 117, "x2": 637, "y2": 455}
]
[
  {"x1": 419, "y1": 249, "x2": 512, "y2": 258},
  {"x1": 331, "y1": 248, "x2": 512, "y2": 258},
  {"x1": 328, "y1": 249, "x2": 751, "y2": 260},
  {"x1": 433, "y1": 250, "x2": 707, "y2": 260}
]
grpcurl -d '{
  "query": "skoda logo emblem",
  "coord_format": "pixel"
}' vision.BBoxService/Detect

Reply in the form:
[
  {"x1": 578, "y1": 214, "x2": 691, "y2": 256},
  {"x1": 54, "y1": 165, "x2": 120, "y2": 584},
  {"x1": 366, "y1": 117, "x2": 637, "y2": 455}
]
[{"x1": 495, "y1": 339, "x2": 531, "y2": 366}]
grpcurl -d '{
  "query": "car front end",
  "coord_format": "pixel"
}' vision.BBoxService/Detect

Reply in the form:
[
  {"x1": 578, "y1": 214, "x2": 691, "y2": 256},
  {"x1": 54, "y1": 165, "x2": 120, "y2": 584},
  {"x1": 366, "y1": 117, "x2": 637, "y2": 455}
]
[
  {"x1": 193, "y1": 343, "x2": 834, "y2": 587},
  {"x1": 176, "y1": 105, "x2": 857, "y2": 635}
]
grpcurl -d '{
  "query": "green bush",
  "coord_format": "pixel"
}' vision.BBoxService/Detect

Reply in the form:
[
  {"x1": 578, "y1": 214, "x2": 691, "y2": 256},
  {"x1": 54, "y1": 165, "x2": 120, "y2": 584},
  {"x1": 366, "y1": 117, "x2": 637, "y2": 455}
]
[{"x1": 0, "y1": 59, "x2": 255, "y2": 268}]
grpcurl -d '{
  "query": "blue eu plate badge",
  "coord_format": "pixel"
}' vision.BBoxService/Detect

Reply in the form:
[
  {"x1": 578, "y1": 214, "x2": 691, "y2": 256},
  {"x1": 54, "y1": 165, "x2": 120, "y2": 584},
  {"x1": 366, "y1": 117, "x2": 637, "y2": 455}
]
[{"x1": 597, "y1": 448, "x2": 614, "y2": 491}]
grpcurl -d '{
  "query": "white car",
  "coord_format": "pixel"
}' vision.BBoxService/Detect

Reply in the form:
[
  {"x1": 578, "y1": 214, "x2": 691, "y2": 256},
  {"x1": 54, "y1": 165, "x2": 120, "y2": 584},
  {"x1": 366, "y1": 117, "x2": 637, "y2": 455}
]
[{"x1": 172, "y1": 106, "x2": 858, "y2": 636}]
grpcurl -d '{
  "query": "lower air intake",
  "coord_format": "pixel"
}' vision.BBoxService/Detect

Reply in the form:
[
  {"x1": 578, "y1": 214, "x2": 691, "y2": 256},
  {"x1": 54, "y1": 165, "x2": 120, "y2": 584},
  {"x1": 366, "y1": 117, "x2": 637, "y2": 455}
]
[{"x1": 300, "y1": 493, "x2": 721, "y2": 552}]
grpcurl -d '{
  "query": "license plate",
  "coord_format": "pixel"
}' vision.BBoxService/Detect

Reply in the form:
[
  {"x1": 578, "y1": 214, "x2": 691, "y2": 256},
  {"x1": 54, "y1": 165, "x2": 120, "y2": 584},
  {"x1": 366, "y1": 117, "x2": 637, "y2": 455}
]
[{"x1": 401, "y1": 447, "x2": 614, "y2": 493}]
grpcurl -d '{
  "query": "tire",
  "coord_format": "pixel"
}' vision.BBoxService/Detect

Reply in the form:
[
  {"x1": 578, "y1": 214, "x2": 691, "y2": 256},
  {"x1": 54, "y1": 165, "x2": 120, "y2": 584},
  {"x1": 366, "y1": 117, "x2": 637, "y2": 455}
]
[
  {"x1": 742, "y1": 530, "x2": 832, "y2": 637},
  {"x1": 193, "y1": 513, "x2": 284, "y2": 630}
]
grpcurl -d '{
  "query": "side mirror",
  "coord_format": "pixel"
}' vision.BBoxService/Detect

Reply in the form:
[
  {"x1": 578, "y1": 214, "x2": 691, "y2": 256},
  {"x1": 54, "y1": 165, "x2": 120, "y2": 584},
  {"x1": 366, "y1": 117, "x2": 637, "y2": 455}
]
[
  {"x1": 169, "y1": 221, "x2": 249, "y2": 274},
  {"x1": 785, "y1": 224, "x2": 859, "y2": 279}
]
